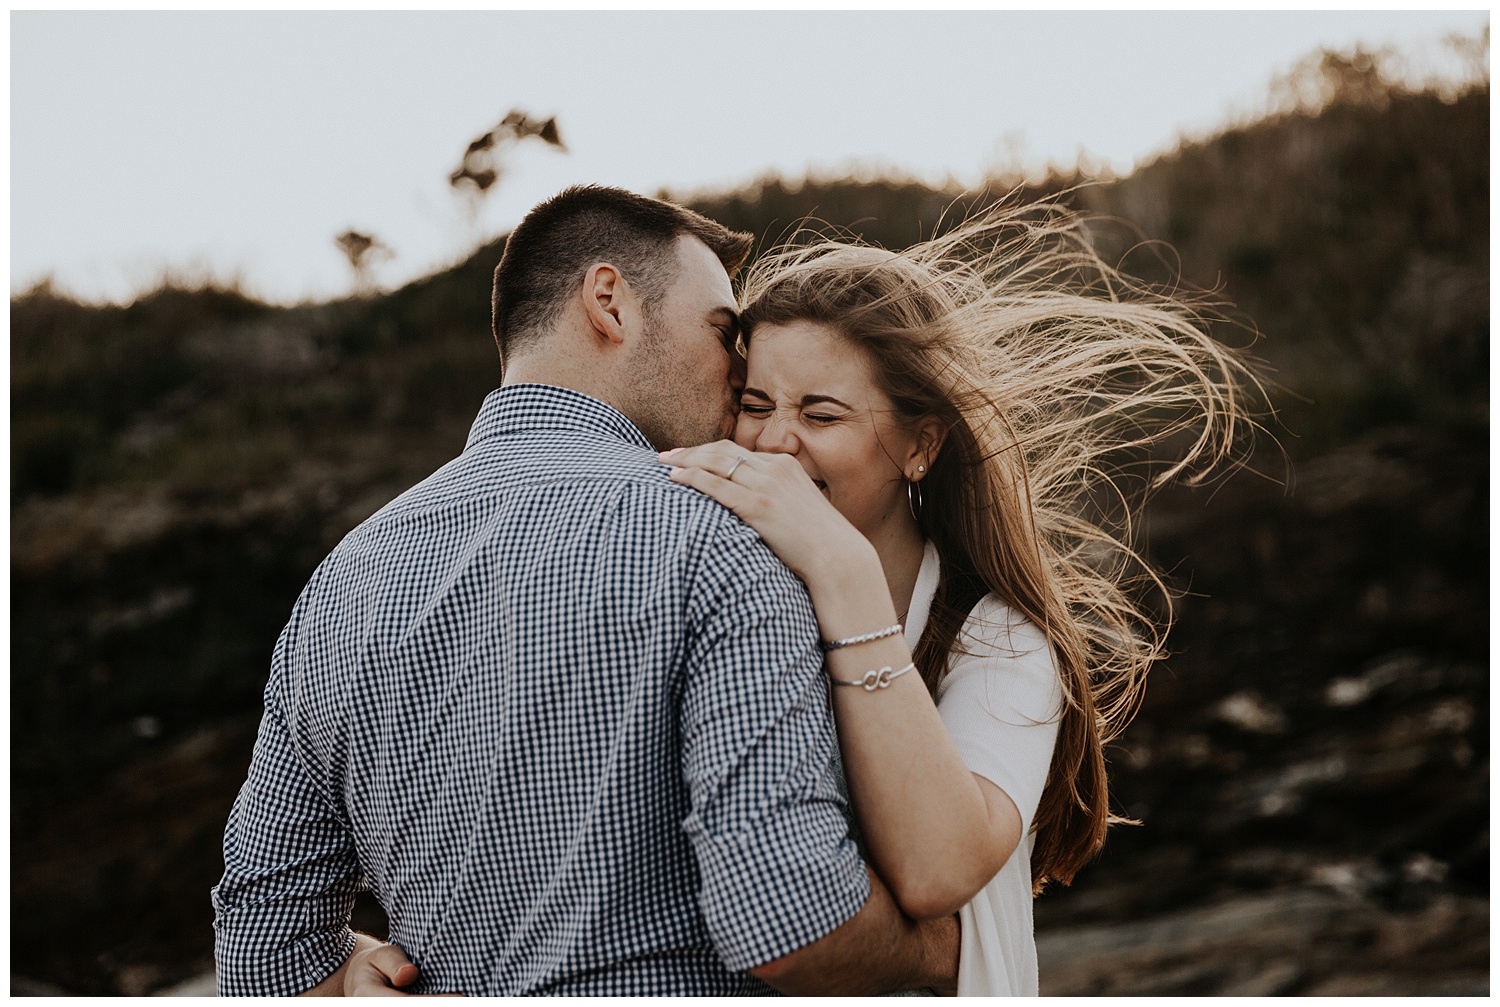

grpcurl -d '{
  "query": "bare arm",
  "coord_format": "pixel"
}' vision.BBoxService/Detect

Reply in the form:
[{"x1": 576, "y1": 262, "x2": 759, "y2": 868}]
[
  {"x1": 212, "y1": 672, "x2": 368, "y2": 995},
  {"x1": 750, "y1": 864, "x2": 959, "y2": 995},
  {"x1": 346, "y1": 870, "x2": 959, "y2": 997},
  {"x1": 808, "y1": 544, "x2": 1023, "y2": 919},
  {"x1": 666, "y1": 445, "x2": 1021, "y2": 919}
]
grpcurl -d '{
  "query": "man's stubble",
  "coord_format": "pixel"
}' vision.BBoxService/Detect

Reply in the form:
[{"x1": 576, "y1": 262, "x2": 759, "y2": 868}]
[{"x1": 625, "y1": 307, "x2": 735, "y2": 451}]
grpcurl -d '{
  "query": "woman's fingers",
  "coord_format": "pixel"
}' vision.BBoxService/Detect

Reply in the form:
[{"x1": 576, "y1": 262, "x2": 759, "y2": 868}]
[
  {"x1": 665, "y1": 461, "x2": 762, "y2": 518},
  {"x1": 762, "y1": 450, "x2": 817, "y2": 488},
  {"x1": 662, "y1": 447, "x2": 828, "y2": 515},
  {"x1": 660, "y1": 444, "x2": 807, "y2": 495},
  {"x1": 659, "y1": 442, "x2": 754, "y2": 481},
  {"x1": 664, "y1": 446, "x2": 863, "y2": 585}
]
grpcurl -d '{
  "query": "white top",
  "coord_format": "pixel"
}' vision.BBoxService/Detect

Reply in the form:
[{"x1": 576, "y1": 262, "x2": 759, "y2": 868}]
[{"x1": 904, "y1": 541, "x2": 1062, "y2": 997}]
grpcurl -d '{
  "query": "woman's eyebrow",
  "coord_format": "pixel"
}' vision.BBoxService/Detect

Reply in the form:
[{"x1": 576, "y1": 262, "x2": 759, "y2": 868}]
[{"x1": 740, "y1": 388, "x2": 854, "y2": 410}]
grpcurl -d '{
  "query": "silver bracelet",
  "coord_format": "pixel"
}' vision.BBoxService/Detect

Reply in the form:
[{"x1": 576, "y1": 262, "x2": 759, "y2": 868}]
[
  {"x1": 831, "y1": 662, "x2": 916, "y2": 692},
  {"x1": 821, "y1": 623, "x2": 903, "y2": 651}
]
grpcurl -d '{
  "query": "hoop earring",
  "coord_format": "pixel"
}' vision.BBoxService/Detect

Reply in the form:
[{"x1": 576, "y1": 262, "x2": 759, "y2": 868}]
[{"x1": 907, "y1": 479, "x2": 923, "y2": 522}]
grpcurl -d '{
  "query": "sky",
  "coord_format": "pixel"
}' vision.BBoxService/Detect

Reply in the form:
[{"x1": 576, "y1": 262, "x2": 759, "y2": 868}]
[{"x1": 10, "y1": 10, "x2": 1489, "y2": 305}]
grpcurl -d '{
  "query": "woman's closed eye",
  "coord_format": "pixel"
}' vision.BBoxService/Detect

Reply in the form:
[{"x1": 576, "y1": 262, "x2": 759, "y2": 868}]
[{"x1": 738, "y1": 403, "x2": 840, "y2": 425}]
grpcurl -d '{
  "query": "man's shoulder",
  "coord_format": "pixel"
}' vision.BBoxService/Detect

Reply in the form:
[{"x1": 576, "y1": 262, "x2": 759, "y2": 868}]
[
  {"x1": 415, "y1": 426, "x2": 672, "y2": 501},
  {"x1": 332, "y1": 426, "x2": 775, "y2": 569}
]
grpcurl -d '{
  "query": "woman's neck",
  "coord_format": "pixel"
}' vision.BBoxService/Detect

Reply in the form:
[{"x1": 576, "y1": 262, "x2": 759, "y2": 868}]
[{"x1": 863, "y1": 513, "x2": 927, "y2": 622}]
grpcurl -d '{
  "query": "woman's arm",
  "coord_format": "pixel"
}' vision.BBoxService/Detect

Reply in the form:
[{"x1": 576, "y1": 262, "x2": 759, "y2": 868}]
[
  {"x1": 806, "y1": 544, "x2": 1023, "y2": 919},
  {"x1": 663, "y1": 444, "x2": 1022, "y2": 919}
]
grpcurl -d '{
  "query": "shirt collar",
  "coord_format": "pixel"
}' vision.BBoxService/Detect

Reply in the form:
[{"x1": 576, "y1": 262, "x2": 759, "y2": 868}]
[{"x1": 464, "y1": 383, "x2": 655, "y2": 453}]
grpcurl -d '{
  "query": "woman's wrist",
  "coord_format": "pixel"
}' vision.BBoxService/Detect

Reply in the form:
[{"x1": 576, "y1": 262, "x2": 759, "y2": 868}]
[
  {"x1": 801, "y1": 536, "x2": 903, "y2": 643},
  {"x1": 800, "y1": 531, "x2": 882, "y2": 601}
]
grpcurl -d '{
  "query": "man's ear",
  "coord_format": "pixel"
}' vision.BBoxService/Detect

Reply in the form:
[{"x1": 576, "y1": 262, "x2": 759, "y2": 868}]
[
  {"x1": 910, "y1": 416, "x2": 948, "y2": 479},
  {"x1": 581, "y1": 262, "x2": 629, "y2": 346}
]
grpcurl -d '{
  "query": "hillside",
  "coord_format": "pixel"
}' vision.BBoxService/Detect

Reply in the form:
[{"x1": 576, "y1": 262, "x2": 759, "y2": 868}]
[{"x1": 10, "y1": 61, "x2": 1488, "y2": 994}]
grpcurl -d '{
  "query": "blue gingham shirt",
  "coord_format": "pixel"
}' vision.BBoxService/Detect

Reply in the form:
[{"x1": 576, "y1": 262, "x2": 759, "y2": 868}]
[{"x1": 211, "y1": 384, "x2": 870, "y2": 996}]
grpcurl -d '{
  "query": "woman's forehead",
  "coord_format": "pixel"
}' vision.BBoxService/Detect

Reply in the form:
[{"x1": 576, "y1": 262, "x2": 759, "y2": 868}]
[{"x1": 745, "y1": 320, "x2": 879, "y2": 399}]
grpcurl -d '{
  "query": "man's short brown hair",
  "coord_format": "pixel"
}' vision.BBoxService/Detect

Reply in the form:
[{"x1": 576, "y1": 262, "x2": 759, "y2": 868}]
[{"x1": 491, "y1": 185, "x2": 753, "y2": 361}]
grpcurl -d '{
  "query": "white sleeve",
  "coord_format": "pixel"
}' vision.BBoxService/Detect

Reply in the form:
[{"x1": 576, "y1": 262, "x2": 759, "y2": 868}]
[{"x1": 934, "y1": 596, "x2": 1063, "y2": 835}]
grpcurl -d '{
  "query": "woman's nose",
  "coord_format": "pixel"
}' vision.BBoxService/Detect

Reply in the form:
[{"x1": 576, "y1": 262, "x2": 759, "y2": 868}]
[{"x1": 754, "y1": 412, "x2": 799, "y2": 455}]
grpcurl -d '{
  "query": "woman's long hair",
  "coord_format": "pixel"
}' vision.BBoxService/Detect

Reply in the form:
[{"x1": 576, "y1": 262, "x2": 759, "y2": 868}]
[{"x1": 738, "y1": 196, "x2": 1265, "y2": 893}]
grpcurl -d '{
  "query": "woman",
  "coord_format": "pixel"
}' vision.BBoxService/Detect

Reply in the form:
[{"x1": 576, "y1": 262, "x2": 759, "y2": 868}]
[{"x1": 661, "y1": 199, "x2": 1260, "y2": 995}]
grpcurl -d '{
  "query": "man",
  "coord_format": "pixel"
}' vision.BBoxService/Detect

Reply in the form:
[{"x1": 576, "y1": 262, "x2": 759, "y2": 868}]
[{"x1": 212, "y1": 185, "x2": 958, "y2": 995}]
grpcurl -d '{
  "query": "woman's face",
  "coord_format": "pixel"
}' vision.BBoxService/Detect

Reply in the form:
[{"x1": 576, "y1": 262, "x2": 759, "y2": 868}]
[{"x1": 735, "y1": 319, "x2": 925, "y2": 541}]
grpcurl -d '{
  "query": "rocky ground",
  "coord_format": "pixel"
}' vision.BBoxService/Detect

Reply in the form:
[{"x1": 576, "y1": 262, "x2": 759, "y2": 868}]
[
  {"x1": 1038, "y1": 888, "x2": 1488, "y2": 996},
  {"x1": 1029, "y1": 422, "x2": 1489, "y2": 995}
]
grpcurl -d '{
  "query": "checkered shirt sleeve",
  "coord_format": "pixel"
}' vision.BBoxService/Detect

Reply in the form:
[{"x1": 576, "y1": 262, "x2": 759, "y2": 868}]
[
  {"x1": 679, "y1": 518, "x2": 871, "y2": 971},
  {"x1": 212, "y1": 576, "x2": 364, "y2": 996}
]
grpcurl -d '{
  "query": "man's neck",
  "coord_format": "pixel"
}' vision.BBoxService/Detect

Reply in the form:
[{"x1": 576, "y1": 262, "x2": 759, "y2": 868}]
[{"x1": 502, "y1": 357, "x2": 621, "y2": 413}]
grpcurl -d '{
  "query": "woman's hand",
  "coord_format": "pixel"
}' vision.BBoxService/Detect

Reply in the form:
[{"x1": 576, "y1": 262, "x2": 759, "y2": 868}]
[{"x1": 660, "y1": 442, "x2": 875, "y2": 587}]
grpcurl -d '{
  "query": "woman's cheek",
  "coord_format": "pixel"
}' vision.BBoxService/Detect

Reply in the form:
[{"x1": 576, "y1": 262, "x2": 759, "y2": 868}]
[{"x1": 732, "y1": 417, "x2": 760, "y2": 449}]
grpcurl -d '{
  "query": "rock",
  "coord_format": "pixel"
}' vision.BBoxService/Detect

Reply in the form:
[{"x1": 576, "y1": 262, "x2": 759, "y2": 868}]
[
  {"x1": 153, "y1": 971, "x2": 217, "y2": 996},
  {"x1": 11, "y1": 976, "x2": 70, "y2": 996},
  {"x1": 1038, "y1": 888, "x2": 1346, "y2": 994},
  {"x1": 1037, "y1": 887, "x2": 1488, "y2": 995}
]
